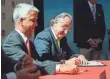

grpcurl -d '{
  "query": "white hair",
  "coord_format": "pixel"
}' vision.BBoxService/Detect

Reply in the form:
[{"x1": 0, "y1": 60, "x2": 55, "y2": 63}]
[
  {"x1": 13, "y1": 3, "x2": 39, "y2": 24},
  {"x1": 50, "y1": 12, "x2": 72, "y2": 26}
]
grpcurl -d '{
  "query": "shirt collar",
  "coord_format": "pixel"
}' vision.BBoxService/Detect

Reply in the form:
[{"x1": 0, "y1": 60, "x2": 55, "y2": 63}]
[
  {"x1": 51, "y1": 27, "x2": 58, "y2": 40},
  {"x1": 15, "y1": 29, "x2": 27, "y2": 43},
  {"x1": 88, "y1": 0, "x2": 96, "y2": 9}
]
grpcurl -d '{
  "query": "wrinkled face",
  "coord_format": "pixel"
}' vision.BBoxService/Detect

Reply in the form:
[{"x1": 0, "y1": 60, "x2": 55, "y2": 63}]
[
  {"x1": 89, "y1": 0, "x2": 97, "y2": 4},
  {"x1": 21, "y1": 10, "x2": 38, "y2": 37},
  {"x1": 53, "y1": 16, "x2": 72, "y2": 40}
]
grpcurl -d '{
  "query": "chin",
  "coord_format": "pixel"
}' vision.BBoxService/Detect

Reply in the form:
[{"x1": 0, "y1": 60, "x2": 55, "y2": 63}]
[{"x1": 58, "y1": 36, "x2": 64, "y2": 39}]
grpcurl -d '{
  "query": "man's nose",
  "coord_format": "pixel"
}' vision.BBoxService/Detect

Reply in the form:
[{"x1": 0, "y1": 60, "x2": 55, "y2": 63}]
[{"x1": 64, "y1": 30, "x2": 68, "y2": 35}]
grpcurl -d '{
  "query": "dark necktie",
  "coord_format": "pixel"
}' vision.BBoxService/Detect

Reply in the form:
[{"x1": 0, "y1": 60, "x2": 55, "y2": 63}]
[{"x1": 91, "y1": 5, "x2": 96, "y2": 24}]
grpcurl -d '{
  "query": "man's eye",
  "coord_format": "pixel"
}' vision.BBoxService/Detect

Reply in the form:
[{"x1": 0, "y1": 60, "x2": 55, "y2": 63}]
[{"x1": 30, "y1": 20, "x2": 35, "y2": 22}]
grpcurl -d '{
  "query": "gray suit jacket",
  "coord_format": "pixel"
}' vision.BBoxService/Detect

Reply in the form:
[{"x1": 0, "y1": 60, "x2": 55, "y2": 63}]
[
  {"x1": 3, "y1": 30, "x2": 56, "y2": 75},
  {"x1": 34, "y1": 27, "x2": 74, "y2": 62}
]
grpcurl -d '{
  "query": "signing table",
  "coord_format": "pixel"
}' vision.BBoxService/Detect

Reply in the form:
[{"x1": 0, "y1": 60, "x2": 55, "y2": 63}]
[{"x1": 40, "y1": 60, "x2": 110, "y2": 79}]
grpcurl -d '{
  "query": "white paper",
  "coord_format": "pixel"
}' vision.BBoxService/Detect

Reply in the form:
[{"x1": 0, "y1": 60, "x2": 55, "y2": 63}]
[
  {"x1": 87, "y1": 61, "x2": 104, "y2": 66},
  {"x1": 79, "y1": 61, "x2": 105, "y2": 66}
]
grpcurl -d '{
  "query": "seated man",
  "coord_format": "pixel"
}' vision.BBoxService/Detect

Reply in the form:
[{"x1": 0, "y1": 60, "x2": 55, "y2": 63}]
[
  {"x1": 3, "y1": 3, "x2": 79, "y2": 75},
  {"x1": 34, "y1": 13, "x2": 88, "y2": 66},
  {"x1": 1, "y1": 48, "x2": 40, "y2": 79}
]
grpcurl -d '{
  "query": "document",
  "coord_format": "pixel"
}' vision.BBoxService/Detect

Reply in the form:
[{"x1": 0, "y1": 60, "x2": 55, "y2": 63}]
[{"x1": 78, "y1": 61, "x2": 105, "y2": 67}]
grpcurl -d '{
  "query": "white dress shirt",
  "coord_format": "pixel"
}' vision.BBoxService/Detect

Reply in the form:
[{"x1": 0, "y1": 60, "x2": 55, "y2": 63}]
[
  {"x1": 88, "y1": 1, "x2": 96, "y2": 13},
  {"x1": 15, "y1": 29, "x2": 28, "y2": 43}
]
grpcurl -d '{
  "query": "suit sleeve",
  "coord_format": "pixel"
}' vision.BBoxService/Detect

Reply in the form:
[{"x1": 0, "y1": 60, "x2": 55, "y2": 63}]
[
  {"x1": 74, "y1": 4, "x2": 90, "y2": 43},
  {"x1": 97, "y1": 4, "x2": 106, "y2": 41},
  {"x1": 1, "y1": 74, "x2": 7, "y2": 79},
  {"x1": 34, "y1": 32, "x2": 58, "y2": 74},
  {"x1": 1, "y1": 48, "x2": 16, "y2": 73},
  {"x1": 33, "y1": 59, "x2": 57, "y2": 75},
  {"x1": 34, "y1": 32, "x2": 55, "y2": 61},
  {"x1": 3, "y1": 37, "x2": 26, "y2": 61}
]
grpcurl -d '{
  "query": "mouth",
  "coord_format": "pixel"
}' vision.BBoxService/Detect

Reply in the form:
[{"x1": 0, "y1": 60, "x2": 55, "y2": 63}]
[{"x1": 60, "y1": 32, "x2": 65, "y2": 35}]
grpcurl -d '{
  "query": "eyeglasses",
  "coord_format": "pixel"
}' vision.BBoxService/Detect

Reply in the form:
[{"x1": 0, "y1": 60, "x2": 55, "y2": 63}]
[
  {"x1": 56, "y1": 21, "x2": 71, "y2": 33},
  {"x1": 61, "y1": 25, "x2": 71, "y2": 33}
]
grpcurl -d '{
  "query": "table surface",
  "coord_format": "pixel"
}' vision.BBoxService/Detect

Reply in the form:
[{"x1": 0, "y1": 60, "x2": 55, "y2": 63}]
[{"x1": 40, "y1": 60, "x2": 110, "y2": 79}]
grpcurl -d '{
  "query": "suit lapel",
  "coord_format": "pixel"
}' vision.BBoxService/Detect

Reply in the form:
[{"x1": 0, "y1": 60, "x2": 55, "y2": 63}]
[
  {"x1": 14, "y1": 30, "x2": 28, "y2": 54},
  {"x1": 49, "y1": 27, "x2": 61, "y2": 54},
  {"x1": 86, "y1": 2, "x2": 94, "y2": 19},
  {"x1": 86, "y1": 1, "x2": 95, "y2": 24},
  {"x1": 96, "y1": 4, "x2": 101, "y2": 20}
]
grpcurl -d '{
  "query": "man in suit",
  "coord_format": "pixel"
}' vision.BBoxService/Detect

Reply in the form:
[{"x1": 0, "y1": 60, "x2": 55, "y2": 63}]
[
  {"x1": 74, "y1": 0, "x2": 106, "y2": 60},
  {"x1": 3, "y1": 3, "x2": 79, "y2": 75},
  {"x1": 34, "y1": 12, "x2": 88, "y2": 67},
  {"x1": 1, "y1": 48, "x2": 40, "y2": 79}
]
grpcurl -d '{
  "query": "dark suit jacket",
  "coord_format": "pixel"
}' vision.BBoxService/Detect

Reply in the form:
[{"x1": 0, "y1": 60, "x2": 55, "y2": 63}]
[
  {"x1": 3, "y1": 30, "x2": 56, "y2": 75},
  {"x1": 74, "y1": 1, "x2": 106, "y2": 49},
  {"x1": 34, "y1": 27, "x2": 74, "y2": 62},
  {"x1": 1, "y1": 48, "x2": 16, "y2": 79}
]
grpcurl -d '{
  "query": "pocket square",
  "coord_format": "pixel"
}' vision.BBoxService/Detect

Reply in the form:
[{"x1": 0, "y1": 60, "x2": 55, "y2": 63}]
[{"x1": 98, "y1": 14, "x2": 101, "y2": 16}]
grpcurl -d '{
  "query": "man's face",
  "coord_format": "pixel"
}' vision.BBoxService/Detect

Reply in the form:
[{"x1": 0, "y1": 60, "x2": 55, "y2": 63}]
[
  {"x1": 21, "y1": 10, "x2": 38, "y2": 37},
  {"x1": 53, "y1": 16, "x2": 72, "y2": 40},
  {"x1": 89, "y1": 0, "x2": 97, "y2": 4}
]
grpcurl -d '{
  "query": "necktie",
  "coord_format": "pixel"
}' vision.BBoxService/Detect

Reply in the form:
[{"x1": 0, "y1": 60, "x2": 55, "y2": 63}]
[
  {"x1": 26, "y1": 39, "x2": 31, "y2": 57},
  {"x1": 57, "y1": 39, "x2": 60, "y2": 48},
  {"x1": 91, "y1": 5, "x2": 96, "y2": 24}
]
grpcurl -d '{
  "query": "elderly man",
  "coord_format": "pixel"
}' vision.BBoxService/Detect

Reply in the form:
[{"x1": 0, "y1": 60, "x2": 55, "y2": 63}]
[
  {"x1": 34, "y1": 12, "x2": 88, "y2": 69},
  {"x1": 3, "y1": 3, "x2": 78, "y2": 75}
]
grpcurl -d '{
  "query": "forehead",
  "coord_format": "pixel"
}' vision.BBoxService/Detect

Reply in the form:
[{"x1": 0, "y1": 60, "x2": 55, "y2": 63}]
[{"x1": 58, "y1": 16, "x2": 72, "y2": 25}]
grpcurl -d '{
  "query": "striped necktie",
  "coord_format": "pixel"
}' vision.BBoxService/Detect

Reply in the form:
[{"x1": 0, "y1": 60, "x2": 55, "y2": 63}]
[{"x1": 91, "y1": 5, "x2": 96, "y2": 24}]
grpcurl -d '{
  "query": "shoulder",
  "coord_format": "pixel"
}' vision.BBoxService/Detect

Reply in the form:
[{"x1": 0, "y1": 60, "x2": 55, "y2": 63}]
[
  {"x1": 97, "y1": 3, "x2": 102, "y2": 8},
  {"x1": 3, "y1": 30, "x2": 23, "y2": 46},
  {"x1": 35, "y1": 28, "x2": 51, "y2": 39}
]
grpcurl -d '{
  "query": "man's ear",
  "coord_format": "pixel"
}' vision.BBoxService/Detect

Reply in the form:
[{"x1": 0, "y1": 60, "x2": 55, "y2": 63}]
[
  {"x1": 18, "y1": 17, "x2": 24, "y2": 26},
  {"x1": 19, "y1": 17, "x2": 24, "y2": 23}
]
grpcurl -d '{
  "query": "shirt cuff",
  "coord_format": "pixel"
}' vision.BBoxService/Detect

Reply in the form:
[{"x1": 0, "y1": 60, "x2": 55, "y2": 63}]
[
  {"x1": 87, "y1": 38, "x2": 92, "y2": 42},
  {"x1": 55, "y1": 64, "x2": 61, "y2": 74},
  {"x1": 6, "y1": 72, "x2": 17, "y2": 79}
]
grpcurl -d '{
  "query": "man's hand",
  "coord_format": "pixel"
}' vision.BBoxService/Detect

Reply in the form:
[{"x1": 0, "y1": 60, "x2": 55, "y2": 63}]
[
  {"x1": 58, "y1": 64, "x2": 79, "y2": 74},
  {"x1": 94, "y1": 38, "x2": 102, "y2": 45},
  {"x1": 78, "y1": 55, "x2": 88, "y2": 65},
  {"x1": 65, "y1": 57, "x2": 80, "y2": 65},
  {"x1": 21, "y1": 55, "x2": 34, "y2": 68},
  {"x1": 16, "y1": 66, "x2": 40, "y2": 79},
  {"x1": 88, "y1": 39, "x2": 99, "y2": 48}
]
